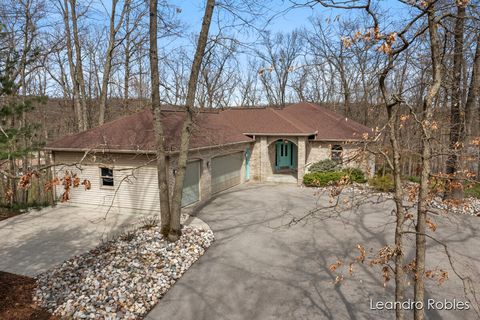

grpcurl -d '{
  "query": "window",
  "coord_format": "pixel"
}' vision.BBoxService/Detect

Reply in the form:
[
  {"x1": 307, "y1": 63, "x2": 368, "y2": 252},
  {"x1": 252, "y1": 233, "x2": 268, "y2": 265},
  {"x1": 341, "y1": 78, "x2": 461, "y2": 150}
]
[
  {"x1": 331, "y1": 145, "x2": 343, "y2": 163},
  {"x1": 100, "y1": 167, "x2": 114, "y2": 187}
]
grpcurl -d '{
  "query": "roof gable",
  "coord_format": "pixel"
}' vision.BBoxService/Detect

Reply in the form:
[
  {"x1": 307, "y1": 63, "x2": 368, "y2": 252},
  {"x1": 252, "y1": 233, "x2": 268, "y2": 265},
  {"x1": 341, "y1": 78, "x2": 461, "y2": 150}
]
[{"x1": 280, "y1": 102, "x2": 373, "y2": 140}]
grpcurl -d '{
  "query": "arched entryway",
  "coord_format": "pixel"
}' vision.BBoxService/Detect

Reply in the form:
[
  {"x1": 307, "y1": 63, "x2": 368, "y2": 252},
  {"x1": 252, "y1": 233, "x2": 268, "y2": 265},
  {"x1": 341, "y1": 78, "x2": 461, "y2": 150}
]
[{"x1": 273, "y1": 139, "x2": 297, "y2": 173}]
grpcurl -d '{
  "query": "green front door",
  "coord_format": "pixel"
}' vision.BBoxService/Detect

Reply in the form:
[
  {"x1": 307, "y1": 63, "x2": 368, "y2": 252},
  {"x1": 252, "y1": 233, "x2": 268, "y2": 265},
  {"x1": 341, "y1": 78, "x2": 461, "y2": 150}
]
[{"x1": 275, "y1": 141, "x2": 295, "y2": 170}]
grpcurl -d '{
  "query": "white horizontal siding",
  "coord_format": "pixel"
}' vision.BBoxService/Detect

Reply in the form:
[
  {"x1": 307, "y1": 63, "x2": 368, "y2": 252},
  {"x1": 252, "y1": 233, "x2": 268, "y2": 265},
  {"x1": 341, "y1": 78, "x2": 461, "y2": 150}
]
[{"x1": 53, "y1": 152, "x2": 160, "y2": 213}]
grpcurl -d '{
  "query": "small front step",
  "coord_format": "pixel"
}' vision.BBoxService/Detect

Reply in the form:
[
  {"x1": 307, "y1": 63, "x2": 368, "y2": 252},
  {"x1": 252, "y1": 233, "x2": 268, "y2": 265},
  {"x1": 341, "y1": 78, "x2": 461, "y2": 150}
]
[{"x1": 266, "y1": 174, "x2": 298, "y2": 184}]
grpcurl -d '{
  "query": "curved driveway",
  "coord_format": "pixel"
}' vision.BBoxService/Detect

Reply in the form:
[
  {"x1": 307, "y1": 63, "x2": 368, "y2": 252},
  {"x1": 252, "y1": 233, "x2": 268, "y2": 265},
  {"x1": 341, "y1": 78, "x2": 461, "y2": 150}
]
[{"x1": 146, "y1": 183, "x2": 480, "y2": 320}]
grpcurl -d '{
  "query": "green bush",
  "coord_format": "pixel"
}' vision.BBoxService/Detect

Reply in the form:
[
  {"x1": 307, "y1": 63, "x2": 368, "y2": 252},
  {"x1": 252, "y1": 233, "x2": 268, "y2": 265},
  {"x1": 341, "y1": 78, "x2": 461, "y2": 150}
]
[
  {"x1": 375, "y1": 164, "x2": 392, "y2": 176},
  {"x1": 369, "y1": 174, "x2": 394, "y2": 192},
  {"x1": 465, "y1": 183, "x2": 480, "y2": 199},
  {"x1": 303, "y1": 167, "x2": 367, "y2": 187},
  {"x1": 309, "y1": 159, "x2": 339, "y2": 173},
  {"x1": 343, "y1": 168, "x2": 367, "y2": 183},
  {"x1": 303, "y1": 171, "x2": 346, "y2": 187},
  {"x1": 407, "y1": 176, "x2": 421, "y2": 183}
]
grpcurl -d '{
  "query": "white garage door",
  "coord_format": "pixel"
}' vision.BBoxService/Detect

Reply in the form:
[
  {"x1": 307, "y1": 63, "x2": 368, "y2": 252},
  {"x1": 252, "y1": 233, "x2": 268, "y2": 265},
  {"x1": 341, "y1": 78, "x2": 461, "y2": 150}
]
[
  {"x1": 182, "y1": 161, "x2": 200, "y2": 207},
  {"x1": 211, "y1": 153, "x2": 243, "y2": 194}
]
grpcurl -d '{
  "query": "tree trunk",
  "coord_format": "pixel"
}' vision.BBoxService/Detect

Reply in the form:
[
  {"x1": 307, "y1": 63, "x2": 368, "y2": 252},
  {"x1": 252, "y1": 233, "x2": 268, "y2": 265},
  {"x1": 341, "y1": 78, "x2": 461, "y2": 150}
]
[
  {"x1": 70, "y1": 0, "x2": 88, "y2": 130},
  {"x1": 61, "y1": 0, "x2": 83, "y2": 132},
  {"x1": 150, "y1": 0, "x2": 171, "y2": 236},
  {"x1": 379, "y1": 52, "x2": 406, "y2": 320},
  {"x1": 389, "y1": 105, "x2": 406, "y2": 320},
  {"x1": 445, "y1": 4, "x2": 466, "y2": 200},
  {"x1": 168, "y1": 0, "x2": 215, "y2": 242},
  {"x1": 465, "y1": 34, "x2": 479, "y2": 137},
  {"x1": 464, "y1": 34, "x2": 480, "y2": 181},
  {"x1": 414, "y1": 7, "x2": 443, "y2": 320},
  {"x1": 123, "y1": 3, "x2": 131, "y2": 111},
  {"x1": 99, "y1": 0, "x2": 129, "y2": 125}
]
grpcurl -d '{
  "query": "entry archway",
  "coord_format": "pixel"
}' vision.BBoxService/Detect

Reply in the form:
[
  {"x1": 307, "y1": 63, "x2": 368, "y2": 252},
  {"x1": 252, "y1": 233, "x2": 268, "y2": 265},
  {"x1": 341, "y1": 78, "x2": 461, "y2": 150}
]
[{"x1": 273, "y1": 139, "x2": 297, "y2": 173}]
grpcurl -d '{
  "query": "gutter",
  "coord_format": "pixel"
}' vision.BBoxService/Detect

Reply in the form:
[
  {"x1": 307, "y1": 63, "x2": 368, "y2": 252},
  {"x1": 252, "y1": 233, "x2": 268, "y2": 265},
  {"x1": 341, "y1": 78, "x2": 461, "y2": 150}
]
[
  {"x1": 243, "y1": 132, "x2": 316, "y2": 137},
  {"x1": 312, "y1": 138, "x2": 366, "y2": 142},
  {"x1": 45, "y1": 140, "x2": 253, "y2": 156}
]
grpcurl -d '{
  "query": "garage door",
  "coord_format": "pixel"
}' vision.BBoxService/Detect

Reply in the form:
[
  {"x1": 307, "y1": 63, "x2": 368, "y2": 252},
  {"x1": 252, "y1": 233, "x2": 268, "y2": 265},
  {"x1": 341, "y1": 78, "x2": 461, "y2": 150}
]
[
  {"x1": 211, "y1": 153, "x2": 243, "y2": 194},
  {"x1": 182, "y1": 161, "x2": 200, "y2": 207}
]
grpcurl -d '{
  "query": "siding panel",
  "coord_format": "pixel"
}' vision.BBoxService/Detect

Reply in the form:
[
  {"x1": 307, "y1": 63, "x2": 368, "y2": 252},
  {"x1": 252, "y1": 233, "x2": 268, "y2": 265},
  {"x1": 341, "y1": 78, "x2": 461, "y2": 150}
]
[{"x1": 53, "y1": 152, "x2": 160, "y2": 213}]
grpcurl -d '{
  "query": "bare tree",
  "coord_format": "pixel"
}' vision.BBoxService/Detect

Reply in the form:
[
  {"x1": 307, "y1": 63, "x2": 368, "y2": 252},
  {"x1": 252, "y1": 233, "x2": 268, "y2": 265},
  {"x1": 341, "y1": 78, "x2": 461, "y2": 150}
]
[
  {"x1": 197, "y1": 36, "x2": 238, "y2": 109},
  {"x1": 256, "y1": 30, "x2": 302, "y2": 106},
  {"x1": 168, "y1": 0, "x2": 216, "y2": 241},
  {"x1": 98, "y1": 0, "x2": 130, "y2": 125},
  {"x1": 149, "y1": 0, "x2": 171, "y2": 236},
  {"x1": 445, "y1": 2, "x2": 467, "y2": 200}
]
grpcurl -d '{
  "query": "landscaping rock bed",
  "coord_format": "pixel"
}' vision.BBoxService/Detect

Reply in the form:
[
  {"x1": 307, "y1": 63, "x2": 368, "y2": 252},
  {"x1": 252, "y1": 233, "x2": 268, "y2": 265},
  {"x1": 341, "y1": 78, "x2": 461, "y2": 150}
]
[
  {"x1": 318, "y1": 184, "x2": 480, "y2": 217},
  {"x1": 430, "y1": 197, "x2": 480, "y2": 217},
  {"x1": 33, "y1": 226, "x2": 214, "y2": 319}
]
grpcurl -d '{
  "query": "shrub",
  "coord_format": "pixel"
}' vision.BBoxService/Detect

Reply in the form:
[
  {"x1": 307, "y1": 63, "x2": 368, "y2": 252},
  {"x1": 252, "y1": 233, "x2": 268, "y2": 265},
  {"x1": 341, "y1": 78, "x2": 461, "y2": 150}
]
[
  {"x1": 465, "y1": 183, "x2": 480, "y2": 199},
  {"x1": 369, "y1": 174, "x2": 394, "y2": 192},
  {"x1": 303, "y1": 171, "x2": 346, "y2": 187},
  {"x1": 120, "y1": 229, "x2": 136, "y2": 242},
  {"x1": 375, "y1": 164, "x2": 392, "y2": 176},
  {"x1": 343, "y1": 168, "x2": 367, "y2": 183},
  {"x1": 303, "y1": 168, "x2": 367, "y2": 187},
  {"x1": 141, "y1": 216, "x2": 159, "y2": 229},
  {"x1": 407, "y1": 176, "x2": 420, "y2": 184},
  {"x1": 309, "y1": 159, "x2": 339, "y2": 173}
]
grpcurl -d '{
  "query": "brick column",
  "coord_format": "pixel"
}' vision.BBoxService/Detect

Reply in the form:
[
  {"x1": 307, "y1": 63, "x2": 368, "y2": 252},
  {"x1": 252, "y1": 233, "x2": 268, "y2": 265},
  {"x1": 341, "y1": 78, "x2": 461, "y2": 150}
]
[
  {"x1": 297, "y1": 137, "x2": 306, "y2": 186},
  {"x1": 260, "y1": 136, "x2": 268, "y2": 181}
]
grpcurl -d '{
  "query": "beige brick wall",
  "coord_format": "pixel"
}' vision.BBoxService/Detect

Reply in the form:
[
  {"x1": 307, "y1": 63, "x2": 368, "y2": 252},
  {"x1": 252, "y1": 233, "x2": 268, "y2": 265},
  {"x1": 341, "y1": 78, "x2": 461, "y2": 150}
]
[
  {"x1": 305, "y1": 141, "x2": 375, "y2": 177},
  {"x1": 306, "y1": 141, "x2": 330, "y2": 166},
  {"x1": 244, "y1": 137, "x2": 375, "y2": 184},
  {"x1": 297, "y1": 137, "x2": 307, "y2": 185},
  {"x1": 260, "y1": 137, "x2": 269, "y2": 181},
  {"x1": 268, "y1": 142, "x2": 276, "y2": 175}
]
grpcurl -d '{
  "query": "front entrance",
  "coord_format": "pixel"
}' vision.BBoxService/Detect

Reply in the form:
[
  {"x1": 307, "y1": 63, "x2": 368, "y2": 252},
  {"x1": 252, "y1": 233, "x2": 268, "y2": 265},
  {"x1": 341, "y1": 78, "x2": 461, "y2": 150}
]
[{"x1": 275, "y1": 140, "x2": 296, "y2": 172}]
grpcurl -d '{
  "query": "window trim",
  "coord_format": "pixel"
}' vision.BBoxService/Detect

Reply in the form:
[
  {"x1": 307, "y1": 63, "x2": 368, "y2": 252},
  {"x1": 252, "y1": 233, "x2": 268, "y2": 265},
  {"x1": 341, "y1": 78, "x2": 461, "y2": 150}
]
[
  {"x1": 100, "y1": 167, "x2": 114, "y2": 188},
  {"x1": 331, "y1": 144, "x2": 343, "y2": 163}
]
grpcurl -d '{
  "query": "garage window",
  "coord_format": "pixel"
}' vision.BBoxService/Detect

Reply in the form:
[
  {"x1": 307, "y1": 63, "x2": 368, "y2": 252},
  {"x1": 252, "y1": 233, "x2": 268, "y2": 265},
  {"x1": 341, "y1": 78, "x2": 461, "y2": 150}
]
[{"x1": 100, "y1": 167, "x2": 114, "y2": 187}]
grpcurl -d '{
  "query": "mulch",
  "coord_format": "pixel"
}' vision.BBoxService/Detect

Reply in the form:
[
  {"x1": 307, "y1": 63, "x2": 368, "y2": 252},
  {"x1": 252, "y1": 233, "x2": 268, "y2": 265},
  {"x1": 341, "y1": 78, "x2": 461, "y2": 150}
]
[{"x1": 0, "y1": 271, "x2": 58, "y2": 320}]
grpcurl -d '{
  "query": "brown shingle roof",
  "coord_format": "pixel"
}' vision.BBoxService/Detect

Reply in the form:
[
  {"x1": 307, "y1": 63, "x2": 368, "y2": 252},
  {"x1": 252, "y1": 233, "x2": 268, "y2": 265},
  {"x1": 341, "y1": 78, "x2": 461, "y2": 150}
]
[
  {"x1": 220, "y1": 108, "x2": 314, "y2": 135},
  {"x1": 46, "y1": 102, "x2": 372, "y2": 153},
  {"x1": 46, "y1": 109, "x2": 252, "y2": 153},
  {"x1": 219, "y1": 102, "x2": 372, "y2": 139},
  {"x1": 280, "y1": 102, "x2": 373, "y2": 140}
]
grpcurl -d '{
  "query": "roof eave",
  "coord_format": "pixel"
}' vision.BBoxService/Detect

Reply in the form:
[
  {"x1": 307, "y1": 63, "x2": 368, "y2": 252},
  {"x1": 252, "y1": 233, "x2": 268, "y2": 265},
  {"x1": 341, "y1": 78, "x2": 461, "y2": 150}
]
[
  {"x1": 167, "y1": 140, "x2": 252, "y2": 155},
  {"x1": 45, "y1": 146, "x2": 157, "y2": 154},
  {"x1": 45, "y1": 139, "x2": 253, "y2": 155},
  {"x1": 312, "y1": 138, "x2": 367, "y2": 142},
  {"x1": 243, "y1": 132, "x2": 315, "y2": 136}
]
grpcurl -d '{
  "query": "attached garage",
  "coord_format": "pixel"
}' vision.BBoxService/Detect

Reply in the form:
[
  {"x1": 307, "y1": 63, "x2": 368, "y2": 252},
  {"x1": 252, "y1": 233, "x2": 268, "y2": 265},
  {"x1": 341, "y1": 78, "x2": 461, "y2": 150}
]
[
  {"x1": 211, "y1": 152, "x2": 243, "y2": 194},
  {"x1": 181, "y1": 160, "x2": 201, "y2": 207}
]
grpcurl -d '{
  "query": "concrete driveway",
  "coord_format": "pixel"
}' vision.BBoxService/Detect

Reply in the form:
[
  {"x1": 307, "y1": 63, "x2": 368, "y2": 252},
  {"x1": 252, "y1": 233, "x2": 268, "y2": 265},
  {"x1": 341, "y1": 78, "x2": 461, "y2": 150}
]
[
  {"x1": 0, "y1": 204, "x2": 153, "y2": 276},
  {"x1": 147, "y1": 183, "x2": 480, "y2": 320}
]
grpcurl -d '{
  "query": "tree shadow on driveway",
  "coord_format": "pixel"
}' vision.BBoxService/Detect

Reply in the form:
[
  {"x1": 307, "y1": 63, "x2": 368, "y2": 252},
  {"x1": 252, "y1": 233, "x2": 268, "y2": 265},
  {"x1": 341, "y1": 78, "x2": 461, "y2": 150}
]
[{"x1": 147, "y1": 184, "x2": 480, "y2": 320}]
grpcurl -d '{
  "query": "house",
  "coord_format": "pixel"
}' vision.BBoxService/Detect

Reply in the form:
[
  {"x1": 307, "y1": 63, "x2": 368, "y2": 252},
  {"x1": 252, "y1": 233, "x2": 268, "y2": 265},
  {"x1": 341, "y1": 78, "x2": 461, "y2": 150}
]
[{"x1": 45, "y1": 102, "x2": 374, "y2": 212}]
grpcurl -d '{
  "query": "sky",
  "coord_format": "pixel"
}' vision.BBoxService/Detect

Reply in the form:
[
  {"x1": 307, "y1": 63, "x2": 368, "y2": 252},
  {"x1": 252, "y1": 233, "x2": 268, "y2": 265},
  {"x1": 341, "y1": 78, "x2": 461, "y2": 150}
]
[{"x1": 173, "y1": 0, "x2": 409, "y2": 35}]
